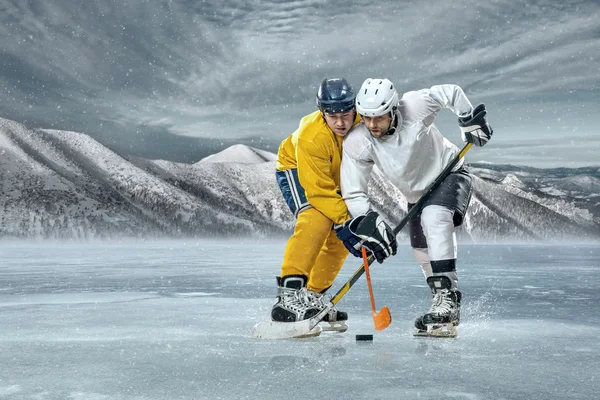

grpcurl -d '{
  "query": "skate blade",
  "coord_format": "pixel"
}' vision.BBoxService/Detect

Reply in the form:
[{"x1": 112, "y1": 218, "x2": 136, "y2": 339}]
[
  {"x1": 251, "y1": 320, "x2": 322, "y2": 339},
  {"x1": 320, "y1": 321, "x2": 349, "y2": 333},
  {"x1": 413, "y1": 324, "x2": 457, "y2": 338}
]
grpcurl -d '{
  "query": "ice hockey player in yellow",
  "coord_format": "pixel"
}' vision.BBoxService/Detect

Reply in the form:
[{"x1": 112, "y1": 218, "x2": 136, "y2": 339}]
[{"x1": 271, "y1": 78, "x2": 397, "y2": 332}]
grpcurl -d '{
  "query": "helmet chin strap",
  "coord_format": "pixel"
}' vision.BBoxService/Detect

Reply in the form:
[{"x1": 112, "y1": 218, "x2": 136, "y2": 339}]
[{"x1": 384, "y1": 107, "x2": 398, "y2": 136}]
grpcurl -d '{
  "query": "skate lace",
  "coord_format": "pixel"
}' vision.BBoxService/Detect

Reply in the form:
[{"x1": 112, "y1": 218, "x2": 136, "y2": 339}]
[
  {"x1": 281, "y1": 287, "x2": 312, "y2": 313},
  {"x1": 428, "y1": 290, "x2": 454, "y2": 315},
  {"x1": 280, "y1": 288, "x2": 338, "y2": 317}
]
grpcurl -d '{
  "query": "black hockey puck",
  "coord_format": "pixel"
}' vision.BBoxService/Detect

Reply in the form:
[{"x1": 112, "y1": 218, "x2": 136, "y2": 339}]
[{"x1": 355, "y1": 334, "x2": 374, "y2": 341}]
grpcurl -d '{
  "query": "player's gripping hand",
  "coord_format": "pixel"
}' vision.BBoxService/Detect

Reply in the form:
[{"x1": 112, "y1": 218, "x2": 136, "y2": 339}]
[
  {"x1": 335, "y1": 211, "x2": 397, "y2": 263},
  {"x1": 458, "y1": 103, "x2": 493, "y2": 147}
]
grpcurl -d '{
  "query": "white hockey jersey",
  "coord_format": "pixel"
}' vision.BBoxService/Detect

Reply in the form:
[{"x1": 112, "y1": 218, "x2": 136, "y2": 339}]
[{"x1": 341, "y1": 84, "x2": 474, "y2": 217}]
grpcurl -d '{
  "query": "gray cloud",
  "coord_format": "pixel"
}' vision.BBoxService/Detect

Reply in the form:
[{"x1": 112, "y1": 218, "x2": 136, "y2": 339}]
[{"x1": 0, "y1": 0, "x2": 598, "y2": 166}]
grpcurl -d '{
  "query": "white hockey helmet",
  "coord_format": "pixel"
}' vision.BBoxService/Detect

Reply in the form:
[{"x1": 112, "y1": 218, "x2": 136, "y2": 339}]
[{"x1": 356, "y1": 78, "x2": 398, "y2": 117}]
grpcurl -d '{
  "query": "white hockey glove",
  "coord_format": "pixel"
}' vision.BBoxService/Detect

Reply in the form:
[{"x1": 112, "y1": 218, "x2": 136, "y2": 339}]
[
  {"x1": 335, "y1": 211, "x2": 397, "y2": 264},
  {"x1": 458, "y1": 103, "x2": 493, "y2": 147}
]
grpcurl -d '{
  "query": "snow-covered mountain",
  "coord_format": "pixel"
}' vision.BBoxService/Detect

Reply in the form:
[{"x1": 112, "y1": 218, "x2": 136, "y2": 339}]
[
  {"x1": 197, "y1": 144, "x2": 277, "y2": 164},
  {"x1": 0, "y1": 118, "x2": 282, "y2": 239},
  {"x1": 1, "y1": 117, "x2": 599, "y2": 242}
]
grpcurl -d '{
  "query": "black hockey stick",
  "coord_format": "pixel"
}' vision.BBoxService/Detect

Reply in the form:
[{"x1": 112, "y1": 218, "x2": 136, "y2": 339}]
[{"x1": 307, "y1": 142, "x2": 473, "y2": 331}]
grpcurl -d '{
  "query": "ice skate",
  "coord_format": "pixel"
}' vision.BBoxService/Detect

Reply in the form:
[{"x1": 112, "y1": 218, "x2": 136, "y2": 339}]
[
  {"x1": 413, "y1": 276, "x2": 460, "y2": 338},
  {"x1": 271, "y1": 275, "x2": 321, "y2": 318},
  {"x1": 254, "y1": 275, "x2": 350, "y2": 339},
  {"x1": 307, "y1": 290, "x2": 349, "y2": 333},
  {"x1": 250, "y1": 275, "x2": 324, "y2": 339}
]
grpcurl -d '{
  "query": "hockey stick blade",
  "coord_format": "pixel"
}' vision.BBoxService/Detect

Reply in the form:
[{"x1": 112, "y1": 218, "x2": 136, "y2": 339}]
[
  {"x1": 375, "y1": 306, "x2": 392, "y2": 331},
  {"x1": 251, "y1": 319, "x2": 322, "y2": 339}
]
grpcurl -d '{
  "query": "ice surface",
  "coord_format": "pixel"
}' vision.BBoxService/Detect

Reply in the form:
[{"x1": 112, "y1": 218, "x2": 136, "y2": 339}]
[{"x1": 1, "y1": 240, "x2": 599, "y2": 400}]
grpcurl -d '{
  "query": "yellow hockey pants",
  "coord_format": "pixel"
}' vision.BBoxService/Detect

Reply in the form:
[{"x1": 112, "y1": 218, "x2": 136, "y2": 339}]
[{"x1": 280, "y1": 207, "x2": 349, "y2": 293}]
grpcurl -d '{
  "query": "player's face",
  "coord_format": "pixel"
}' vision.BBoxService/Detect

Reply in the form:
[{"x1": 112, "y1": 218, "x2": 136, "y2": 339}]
[
  {"x1": 323, "y1": 111, "x2": 355, "y2": 137},
  {"x1": 362, "y1": 114, "x2": 392, "y2": 138}
]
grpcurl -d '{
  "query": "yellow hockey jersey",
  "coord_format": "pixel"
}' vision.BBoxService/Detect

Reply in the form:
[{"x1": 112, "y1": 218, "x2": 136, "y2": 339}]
[{"x1": 276, "y1": 110, "x2": 360, "y2": 225}]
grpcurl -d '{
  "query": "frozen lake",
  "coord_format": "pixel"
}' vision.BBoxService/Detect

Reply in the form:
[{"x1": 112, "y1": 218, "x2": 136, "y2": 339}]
[{"x1": 0, "y1": 240, "x2": 599, "y2": 400}]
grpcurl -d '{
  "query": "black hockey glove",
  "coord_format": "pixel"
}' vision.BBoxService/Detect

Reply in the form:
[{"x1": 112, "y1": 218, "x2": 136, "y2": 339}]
[
  {"x1": 335, "y1": 211, "x2": 397, "y2": 263},
  {"x1": 458, "y1": 103, "x2": 493, "y2": 147}
]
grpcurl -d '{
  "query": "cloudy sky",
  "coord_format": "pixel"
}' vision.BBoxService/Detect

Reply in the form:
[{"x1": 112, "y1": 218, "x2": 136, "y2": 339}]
[{"x1": 1, "y1": 0, "x2": 598, "y2": 167}]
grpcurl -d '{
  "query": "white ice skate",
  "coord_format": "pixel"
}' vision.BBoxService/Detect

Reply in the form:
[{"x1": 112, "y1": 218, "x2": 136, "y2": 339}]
[{"x1": 413, "y1": 289, "x2": 461, "y2": 338}]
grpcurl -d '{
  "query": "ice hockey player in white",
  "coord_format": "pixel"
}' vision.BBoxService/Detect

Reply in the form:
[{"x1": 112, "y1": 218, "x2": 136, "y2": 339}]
[{"x1": 340, "y1": 78, "x2": 493, "y2": 336}]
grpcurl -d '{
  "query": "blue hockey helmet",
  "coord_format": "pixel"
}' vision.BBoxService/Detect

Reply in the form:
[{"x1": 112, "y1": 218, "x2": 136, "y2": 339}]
[{"x1": 316, "y1": 78, "x2": 356, "y2": 114}]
